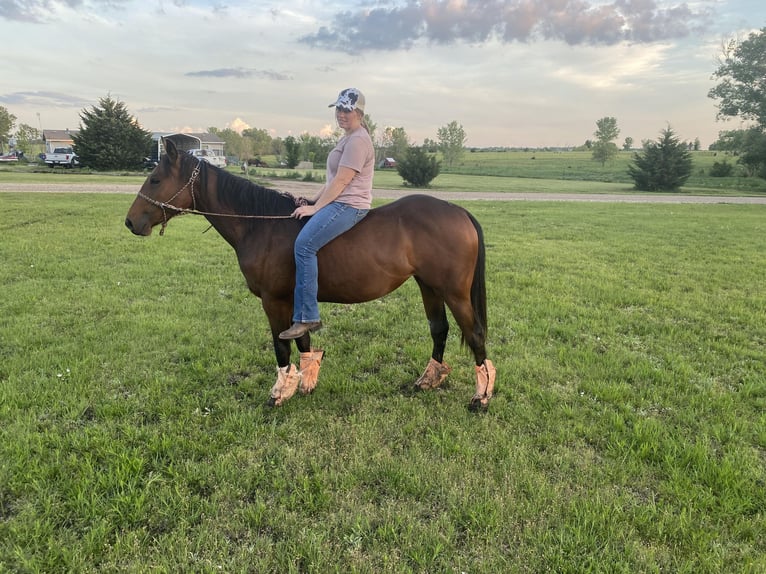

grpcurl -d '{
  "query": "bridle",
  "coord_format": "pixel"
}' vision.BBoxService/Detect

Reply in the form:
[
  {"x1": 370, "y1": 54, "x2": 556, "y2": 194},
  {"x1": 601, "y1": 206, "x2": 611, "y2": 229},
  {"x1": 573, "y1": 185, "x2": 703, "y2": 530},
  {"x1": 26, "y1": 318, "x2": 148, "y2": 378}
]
[{"x1": 137, "y1": 159, "x2": 302, "y2": 236}]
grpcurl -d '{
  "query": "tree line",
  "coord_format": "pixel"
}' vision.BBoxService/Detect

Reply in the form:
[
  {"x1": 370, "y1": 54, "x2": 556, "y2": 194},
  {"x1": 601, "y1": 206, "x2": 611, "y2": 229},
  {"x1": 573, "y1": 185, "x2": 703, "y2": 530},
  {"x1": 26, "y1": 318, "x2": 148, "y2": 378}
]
[
  {"x1": 0, "y1": 95, "x2": 466, "y2": 187},
  {"x1": 2, "y1": 26, "x2": 764, "y2": 189}
]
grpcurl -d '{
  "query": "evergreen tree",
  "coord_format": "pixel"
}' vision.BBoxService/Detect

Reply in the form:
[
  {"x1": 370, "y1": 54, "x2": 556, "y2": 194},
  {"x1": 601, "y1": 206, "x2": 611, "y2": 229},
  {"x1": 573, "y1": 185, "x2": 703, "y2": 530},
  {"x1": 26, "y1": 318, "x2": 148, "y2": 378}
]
[
  {"x1": 396, "y1": 146, "x2": 440, "y2": 187},
  {"x1": 73, "y1": 96, "x2": 152, "y2": 170},
  {"x1": 627, "y1": 127, "x2": 693, "y2": 191}
]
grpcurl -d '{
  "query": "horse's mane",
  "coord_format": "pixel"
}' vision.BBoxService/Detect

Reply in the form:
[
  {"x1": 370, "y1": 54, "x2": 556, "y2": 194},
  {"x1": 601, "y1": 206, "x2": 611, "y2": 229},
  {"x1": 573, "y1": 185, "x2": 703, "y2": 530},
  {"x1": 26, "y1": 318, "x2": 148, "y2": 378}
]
[{"x1": 176, "y1": 152, "x2": 304, "y2": 218}]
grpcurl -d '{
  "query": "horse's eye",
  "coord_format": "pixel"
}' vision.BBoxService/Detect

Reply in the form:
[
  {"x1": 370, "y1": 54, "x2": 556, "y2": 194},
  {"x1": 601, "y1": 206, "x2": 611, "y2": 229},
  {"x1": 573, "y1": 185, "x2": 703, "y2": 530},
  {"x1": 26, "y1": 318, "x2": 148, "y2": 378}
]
[{"x1": 150, "y1": 177, "x2": 160, "y2": 185}]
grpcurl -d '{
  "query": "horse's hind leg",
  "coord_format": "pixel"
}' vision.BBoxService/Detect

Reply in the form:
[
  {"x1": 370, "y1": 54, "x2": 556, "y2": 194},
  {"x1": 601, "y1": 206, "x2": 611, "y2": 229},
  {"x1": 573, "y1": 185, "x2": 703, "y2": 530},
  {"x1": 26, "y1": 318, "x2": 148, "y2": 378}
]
[
  {"x1": 414, "y1": 279, "x2": 452, "y2": 390},
  {"x1": 445, "y1": 295, "x2": 495, "y2": 411}
]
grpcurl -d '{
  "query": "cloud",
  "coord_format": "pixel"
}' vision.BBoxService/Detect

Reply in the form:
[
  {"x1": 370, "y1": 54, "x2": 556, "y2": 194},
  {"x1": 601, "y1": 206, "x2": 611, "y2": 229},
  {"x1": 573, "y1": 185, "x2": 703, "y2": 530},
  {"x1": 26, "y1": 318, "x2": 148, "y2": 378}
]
[
  {"x1": 0, "y1": 0, "x2": 129, "y2": 23},
  {"x1": 227, "y1": 117, "x2": 251, "y2": 134},
  {"x1": 184, "y1": 67, "x2": 293, "y2": 80},
  {"x1": 0, "y1": 91, "x2": 90, "y2": 108},
  {"x1": 299, "y1": 0, "x2": 712, "y2": 51}
]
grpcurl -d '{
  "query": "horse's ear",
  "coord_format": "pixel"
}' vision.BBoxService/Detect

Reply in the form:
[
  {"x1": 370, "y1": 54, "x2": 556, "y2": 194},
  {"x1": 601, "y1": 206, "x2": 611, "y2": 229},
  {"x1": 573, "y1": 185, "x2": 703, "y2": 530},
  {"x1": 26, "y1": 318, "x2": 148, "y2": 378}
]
[{"x1": 163, "y1": 137, "x2": 179, "y2": 163}]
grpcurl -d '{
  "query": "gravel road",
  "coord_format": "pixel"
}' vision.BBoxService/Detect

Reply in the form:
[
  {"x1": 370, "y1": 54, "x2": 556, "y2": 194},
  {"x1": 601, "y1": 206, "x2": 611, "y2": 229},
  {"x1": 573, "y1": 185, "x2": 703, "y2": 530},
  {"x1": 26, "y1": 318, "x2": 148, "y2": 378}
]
[{"x1": 2, "y1": 180, "x2": 765, "y2": 204}]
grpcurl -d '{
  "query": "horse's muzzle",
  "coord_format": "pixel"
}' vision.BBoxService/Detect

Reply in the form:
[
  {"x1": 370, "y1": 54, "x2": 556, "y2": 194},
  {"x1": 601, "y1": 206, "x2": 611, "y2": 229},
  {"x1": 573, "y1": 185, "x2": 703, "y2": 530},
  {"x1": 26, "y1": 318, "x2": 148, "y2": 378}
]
[{"x1": 125, "y1": 216, "x2": 151, "y2": 236}]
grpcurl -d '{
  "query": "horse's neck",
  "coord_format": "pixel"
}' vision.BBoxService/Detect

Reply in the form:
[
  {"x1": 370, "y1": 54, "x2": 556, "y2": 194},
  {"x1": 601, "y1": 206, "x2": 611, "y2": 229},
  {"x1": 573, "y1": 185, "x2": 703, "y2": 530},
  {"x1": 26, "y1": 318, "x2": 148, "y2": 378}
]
[
  {"x1": 196, "y1": 170, "x2": 279, "y2": 249},
  {"x1": 195, "y1": 170, "x2": 244, "y2": 247}
]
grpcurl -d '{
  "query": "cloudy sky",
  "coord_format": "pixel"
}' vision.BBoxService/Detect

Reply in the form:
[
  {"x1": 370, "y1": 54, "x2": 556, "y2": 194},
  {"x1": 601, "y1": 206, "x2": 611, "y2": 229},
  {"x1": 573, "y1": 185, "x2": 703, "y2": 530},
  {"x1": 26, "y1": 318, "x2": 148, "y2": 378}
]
[{"x1": 1, "y1": 0, "x2": 764, "y2": 148}]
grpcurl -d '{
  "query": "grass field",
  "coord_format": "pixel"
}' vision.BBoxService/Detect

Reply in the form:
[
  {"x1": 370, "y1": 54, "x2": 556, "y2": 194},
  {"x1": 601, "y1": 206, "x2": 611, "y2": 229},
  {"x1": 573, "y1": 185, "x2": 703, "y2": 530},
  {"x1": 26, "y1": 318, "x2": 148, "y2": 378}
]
[
  {"x1": 1, "y1": 192, "x2": 764, "y2": 572},
  {"x1": 3, "y1": 149, "x2": 766, "y2": 196}
]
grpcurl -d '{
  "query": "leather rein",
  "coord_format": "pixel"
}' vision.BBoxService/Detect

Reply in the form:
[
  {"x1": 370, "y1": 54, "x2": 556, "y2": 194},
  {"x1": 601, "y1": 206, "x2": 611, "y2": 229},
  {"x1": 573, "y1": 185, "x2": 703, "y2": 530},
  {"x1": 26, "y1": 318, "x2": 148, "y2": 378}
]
[{"x1": 137, "y1": 160, "x2": 304, "y2": 236}]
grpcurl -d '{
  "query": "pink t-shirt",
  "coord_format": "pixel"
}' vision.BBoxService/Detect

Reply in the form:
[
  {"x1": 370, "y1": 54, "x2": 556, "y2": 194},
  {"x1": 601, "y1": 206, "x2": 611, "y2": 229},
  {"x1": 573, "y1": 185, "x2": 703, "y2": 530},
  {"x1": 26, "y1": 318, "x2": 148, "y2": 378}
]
[{"x1": 326, "y1": 127, "x2": 374, "y2": 209}]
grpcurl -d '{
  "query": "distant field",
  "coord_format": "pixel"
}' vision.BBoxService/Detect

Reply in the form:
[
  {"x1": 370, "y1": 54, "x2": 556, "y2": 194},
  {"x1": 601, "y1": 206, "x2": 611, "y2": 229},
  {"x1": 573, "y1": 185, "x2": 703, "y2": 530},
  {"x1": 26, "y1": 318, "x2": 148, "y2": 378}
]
[
  {"x1": 445, "y1": 150, "x2": 766, "y2": 192},
  {"x1": 243, "y1": 149, "x2": 766, "y2": 194},
  {"x1": 2, "y1": 149, "x2": 765, "y2": 195}
]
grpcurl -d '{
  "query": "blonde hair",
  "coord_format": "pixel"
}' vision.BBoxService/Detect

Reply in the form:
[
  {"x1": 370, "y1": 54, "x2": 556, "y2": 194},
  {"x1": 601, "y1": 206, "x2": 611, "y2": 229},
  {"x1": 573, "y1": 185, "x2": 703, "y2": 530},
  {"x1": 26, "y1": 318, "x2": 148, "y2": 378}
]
[{"x1": 357, "y1": 109, "x2": 369, "y2": 133}]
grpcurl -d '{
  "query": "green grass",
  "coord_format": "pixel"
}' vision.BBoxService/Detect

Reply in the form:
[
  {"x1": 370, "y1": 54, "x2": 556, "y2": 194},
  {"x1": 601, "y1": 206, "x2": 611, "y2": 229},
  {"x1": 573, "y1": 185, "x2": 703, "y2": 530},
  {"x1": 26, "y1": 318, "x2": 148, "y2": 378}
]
[
  {"x1": 447, "y1": 150, "x2": 766, "y2": 192},
  {"x1": 1, "y1": 193, "x2": 764, "y2": 572},
  {"x1": 5, "y1": 149, "x2": 765, "y2": 195}
]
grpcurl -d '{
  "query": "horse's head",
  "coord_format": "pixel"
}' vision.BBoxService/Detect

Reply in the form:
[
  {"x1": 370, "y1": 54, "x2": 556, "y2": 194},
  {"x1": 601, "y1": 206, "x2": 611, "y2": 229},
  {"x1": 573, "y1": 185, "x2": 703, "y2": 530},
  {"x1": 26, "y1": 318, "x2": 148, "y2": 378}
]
[{"x1": 125, "y1": 138, "x2": 199, "y2": 236}]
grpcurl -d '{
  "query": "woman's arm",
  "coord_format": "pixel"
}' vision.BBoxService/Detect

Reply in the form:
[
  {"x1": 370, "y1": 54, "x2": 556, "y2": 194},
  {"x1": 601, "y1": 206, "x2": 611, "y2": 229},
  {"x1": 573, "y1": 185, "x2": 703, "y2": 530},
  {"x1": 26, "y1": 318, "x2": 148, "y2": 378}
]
[{"x1": 292, "y1": 165, "x2": 356, "y2": 218}]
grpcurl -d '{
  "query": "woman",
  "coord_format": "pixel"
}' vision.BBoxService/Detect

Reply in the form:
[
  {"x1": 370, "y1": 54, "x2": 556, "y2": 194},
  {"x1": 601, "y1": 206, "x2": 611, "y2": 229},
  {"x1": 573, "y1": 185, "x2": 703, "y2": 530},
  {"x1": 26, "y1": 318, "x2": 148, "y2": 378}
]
[{"x1": 279, "y1": 88, "x2": 375, "y2": 340}]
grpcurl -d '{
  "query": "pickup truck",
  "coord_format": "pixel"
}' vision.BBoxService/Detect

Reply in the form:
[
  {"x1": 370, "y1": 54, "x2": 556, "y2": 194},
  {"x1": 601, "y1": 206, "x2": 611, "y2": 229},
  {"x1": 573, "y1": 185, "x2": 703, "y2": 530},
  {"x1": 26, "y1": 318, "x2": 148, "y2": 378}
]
[
  {"x1": 43, "y1": 147, "x2": 79, "y2": 168},
  {"x1": 187, "y1": 148, "x2": 227, "y2": 168}
]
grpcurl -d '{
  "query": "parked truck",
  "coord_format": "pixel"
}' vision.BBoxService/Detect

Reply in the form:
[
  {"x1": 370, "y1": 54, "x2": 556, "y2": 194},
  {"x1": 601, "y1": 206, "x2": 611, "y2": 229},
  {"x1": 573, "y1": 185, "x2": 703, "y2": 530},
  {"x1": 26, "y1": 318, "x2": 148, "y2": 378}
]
[
  {"x1": 43, "y1": 147, "x2": 79, "y2": 168},
  {"x1": 187, "y1": 148, "x2": 227, "y2": 168}
]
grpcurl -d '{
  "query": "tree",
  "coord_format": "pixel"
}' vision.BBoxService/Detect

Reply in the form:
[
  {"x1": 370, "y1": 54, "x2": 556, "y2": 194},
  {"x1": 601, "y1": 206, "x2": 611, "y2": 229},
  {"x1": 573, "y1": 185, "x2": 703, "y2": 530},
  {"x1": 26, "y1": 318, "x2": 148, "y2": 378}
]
[
  {"x1": 297, "y1": 132, "x2": 335, "y2": 165},
  {"x1": 73, "y1": 95, "x2": 152, "y2": 170},
  {"x1": 436, "y1": 120, "x2": 467, "y2": 169},
  {"x1": 363, "y1": 113, "x2": 377, "y2": 145},
  {"x1": 396, "y1": 146, "x2": 441, "y2": 187},
  {"x1": 709, "y1": 28, "x2": 766, "y2": 129},
  {"x1": 709, "y1": 128, "x2": 747, "y2": 151},
  {"x1": 242, "y1": 127, "x2": 273, "y2": 157},
  {"x1": 14, "y1": 123, "x2": 40, "y2": 155},
  {"x1": 592, "y1": 116, "x2": 620, "y2": 166},
  {"x1": 627, "y1": 126, "x2": 693, "y2": 191},
  {"x1": 380, "y1": 127, "x2": 410, "y2": 163},
  {"x1": 736, "y1": 127, "x2": 766, "y2": 178},
  {"x1": 0, "y1": 106, "x2": 17, "y2": 153},
  {"x1": 283, "y1": 135, "x2": 300, "y2": 168},
  {"x1": 210, "y1": 127, "x2": 247, "y2": 160},
  {"x1": 622, "y1": 136, "x2": 634, "y2": 151}
]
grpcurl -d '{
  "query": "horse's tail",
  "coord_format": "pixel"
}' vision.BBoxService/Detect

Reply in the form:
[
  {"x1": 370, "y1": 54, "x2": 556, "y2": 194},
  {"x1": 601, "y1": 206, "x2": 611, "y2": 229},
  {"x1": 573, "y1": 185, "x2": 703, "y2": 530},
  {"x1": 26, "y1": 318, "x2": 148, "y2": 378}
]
[{"x1": 466, "y1": 211, "x2": 488, "y2": 347}]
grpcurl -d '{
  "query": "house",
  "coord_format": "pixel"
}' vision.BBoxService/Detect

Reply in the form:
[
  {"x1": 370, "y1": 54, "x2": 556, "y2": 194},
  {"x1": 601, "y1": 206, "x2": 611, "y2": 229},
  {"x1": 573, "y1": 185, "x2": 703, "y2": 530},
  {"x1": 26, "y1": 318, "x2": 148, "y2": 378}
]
[
  {"x1": 378, "y1": 157, "x2": 397, "y2": 168},
  {"x1": 43, "y1": 129, "x2": 79, "y2": 153},
  {"x1": 149, "y1": 132, "x2": 225, "y2": 162}
]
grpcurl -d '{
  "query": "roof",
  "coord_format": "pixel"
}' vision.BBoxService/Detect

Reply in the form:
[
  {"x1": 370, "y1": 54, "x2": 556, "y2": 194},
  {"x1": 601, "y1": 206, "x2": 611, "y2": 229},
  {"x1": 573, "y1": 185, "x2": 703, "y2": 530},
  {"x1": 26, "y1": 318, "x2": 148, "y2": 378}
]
[
  {"x1": 43, "y1": 129, "x2": 79, "y2": 142},
  {"x1": 150, "y1": 132, "x2": 224, "y2": 144}
]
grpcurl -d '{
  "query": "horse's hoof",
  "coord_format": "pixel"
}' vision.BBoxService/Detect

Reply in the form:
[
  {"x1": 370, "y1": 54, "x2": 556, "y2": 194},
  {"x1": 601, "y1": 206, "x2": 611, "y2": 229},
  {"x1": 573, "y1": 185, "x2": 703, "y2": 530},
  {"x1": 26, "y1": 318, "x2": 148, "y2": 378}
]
[
  {"x1": 266, "y1": 397, "x2": 277, "y2": 408},
  {"x1": 414, "y1": 358, "x2": 451, "y2": 390},
  {"x1": 469, "y1": 396, "x2": 490, "y2": 412}
]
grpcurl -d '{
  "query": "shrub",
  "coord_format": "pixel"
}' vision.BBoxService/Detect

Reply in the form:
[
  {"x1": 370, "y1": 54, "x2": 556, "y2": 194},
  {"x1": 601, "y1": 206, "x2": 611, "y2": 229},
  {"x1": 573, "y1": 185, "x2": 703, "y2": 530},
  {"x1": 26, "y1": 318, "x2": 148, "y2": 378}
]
[
  {"x1": 627, "y1": 127, "x2": 692, "y2": 191},
  {"x1": 709, "y1": 160, "x2": 734, "y2": 177},
  {"x1": 396, "y1": 146, "x2": 441, "y2": 187}
]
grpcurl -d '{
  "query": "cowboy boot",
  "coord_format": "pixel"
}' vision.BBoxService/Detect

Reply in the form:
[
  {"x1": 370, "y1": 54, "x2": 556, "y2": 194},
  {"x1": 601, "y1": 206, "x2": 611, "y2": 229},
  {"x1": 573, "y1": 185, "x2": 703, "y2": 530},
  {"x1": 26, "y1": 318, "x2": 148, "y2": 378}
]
[
  {"x1": 299, "y1": 349, "x2": 324, "y2": 395},
  {"x1": 470, "y1": 359, "x2": 496, "y2": 411},
  {"x1": 269, "y1": 364, "x2": 301, "y2": 406},
  {"x1": 415, "y1": 357, "x2": 452, "y2": 390}
]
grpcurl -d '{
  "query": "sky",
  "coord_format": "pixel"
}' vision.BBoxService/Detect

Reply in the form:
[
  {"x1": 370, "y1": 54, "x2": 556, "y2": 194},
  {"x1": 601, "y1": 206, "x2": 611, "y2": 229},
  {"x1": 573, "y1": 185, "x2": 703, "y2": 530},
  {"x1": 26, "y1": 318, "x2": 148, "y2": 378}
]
[{"x1": 1, "y1": 0, "x2": 765, "y2": 149}]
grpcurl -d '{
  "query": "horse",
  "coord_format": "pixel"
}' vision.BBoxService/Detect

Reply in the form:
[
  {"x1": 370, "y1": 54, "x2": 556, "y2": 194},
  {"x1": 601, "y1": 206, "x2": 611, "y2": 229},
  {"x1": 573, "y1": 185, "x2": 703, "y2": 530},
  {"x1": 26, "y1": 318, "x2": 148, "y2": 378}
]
[{"x1": 125, "y1": 138, "x2": 496, "y2": 410}]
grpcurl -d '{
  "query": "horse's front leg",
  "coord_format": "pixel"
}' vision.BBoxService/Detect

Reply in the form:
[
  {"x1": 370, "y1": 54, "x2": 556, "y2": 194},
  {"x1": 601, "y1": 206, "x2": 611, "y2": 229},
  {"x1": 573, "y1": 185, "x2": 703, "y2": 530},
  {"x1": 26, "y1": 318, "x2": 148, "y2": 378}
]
[
  {"x1": 263, "y1": 299, "x2": 324, "y2": 406},
  {"x1": 263, "y1": 299, "x2": 302, "y2": 407},
  {"x1": 269, "y1": 333, "x2": 324, "y2": 405}
]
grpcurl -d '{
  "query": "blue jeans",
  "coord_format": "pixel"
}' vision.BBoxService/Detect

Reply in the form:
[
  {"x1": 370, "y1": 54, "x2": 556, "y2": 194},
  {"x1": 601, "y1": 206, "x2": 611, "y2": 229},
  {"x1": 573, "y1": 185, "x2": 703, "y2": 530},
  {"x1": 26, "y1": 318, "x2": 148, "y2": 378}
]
[{"x1": 293, "y1": 201, "x2": 369, "y2": 323}]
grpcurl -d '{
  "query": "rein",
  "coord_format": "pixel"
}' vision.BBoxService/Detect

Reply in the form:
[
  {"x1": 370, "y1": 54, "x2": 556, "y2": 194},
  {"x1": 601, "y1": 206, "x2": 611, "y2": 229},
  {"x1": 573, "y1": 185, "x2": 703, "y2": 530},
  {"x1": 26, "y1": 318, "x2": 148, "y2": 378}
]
[{"x1": 137, "y1": 160, "x2": 302, "y2": 236}]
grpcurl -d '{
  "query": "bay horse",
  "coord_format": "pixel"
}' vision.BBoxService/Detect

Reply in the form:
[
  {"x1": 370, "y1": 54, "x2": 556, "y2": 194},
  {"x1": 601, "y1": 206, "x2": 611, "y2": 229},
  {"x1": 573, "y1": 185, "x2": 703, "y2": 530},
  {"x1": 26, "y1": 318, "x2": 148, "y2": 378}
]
[{"x1": 125, "y1": 139, "x2": 496, "y2": 410}]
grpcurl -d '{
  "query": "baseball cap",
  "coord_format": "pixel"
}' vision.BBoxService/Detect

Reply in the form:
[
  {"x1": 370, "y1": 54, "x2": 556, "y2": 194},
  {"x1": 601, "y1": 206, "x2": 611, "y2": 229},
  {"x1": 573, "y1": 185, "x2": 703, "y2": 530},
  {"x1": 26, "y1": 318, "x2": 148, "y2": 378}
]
[{"x1": 328, "y1": 88, "x2": 365, "y2": 112}]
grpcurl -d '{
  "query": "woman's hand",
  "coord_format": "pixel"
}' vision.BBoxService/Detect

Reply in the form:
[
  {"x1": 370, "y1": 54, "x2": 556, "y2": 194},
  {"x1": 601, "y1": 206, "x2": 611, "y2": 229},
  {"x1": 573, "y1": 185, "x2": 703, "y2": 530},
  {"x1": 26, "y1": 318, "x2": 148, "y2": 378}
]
[{"x1": 291, "y1": 204, "x2": 318, "y2": 219}]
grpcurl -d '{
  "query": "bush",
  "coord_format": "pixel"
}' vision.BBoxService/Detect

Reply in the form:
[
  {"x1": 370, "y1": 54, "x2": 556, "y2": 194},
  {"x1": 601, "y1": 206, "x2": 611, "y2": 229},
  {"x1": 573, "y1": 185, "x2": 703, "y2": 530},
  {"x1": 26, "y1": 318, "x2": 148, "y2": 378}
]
[
  {"x1": 709, "y1": 160, "x2": 734, "y2": 177},
  {"x1": 73, "y1": 95, "x2": 153, "y2": 171},
  {"x1": 396, "y1": 146, "x2": 441, "y2": 187},
  {"x1": 627, "y1": 127, "x2": 692, "y2": 191}
]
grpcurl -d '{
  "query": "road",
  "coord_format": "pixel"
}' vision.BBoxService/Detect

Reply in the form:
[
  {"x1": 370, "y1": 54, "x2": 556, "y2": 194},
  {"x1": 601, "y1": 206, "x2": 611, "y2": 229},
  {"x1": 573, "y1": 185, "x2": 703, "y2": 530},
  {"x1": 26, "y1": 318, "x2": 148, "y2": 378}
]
[{"x1": 2, "y1": 181, "x2": 765, "y2": 204}]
